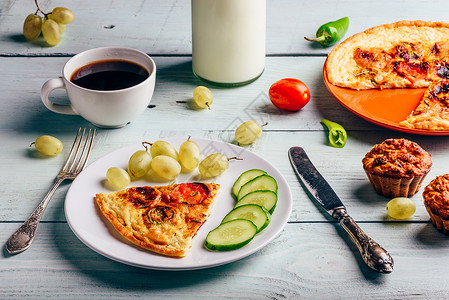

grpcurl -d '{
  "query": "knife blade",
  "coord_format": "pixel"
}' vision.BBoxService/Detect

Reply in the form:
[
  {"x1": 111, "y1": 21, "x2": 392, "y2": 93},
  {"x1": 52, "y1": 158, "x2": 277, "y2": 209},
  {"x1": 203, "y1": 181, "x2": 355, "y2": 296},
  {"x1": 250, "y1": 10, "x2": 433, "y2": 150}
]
[{"x1": 288, "y1": 146, "x2": 393, "y2": 273}]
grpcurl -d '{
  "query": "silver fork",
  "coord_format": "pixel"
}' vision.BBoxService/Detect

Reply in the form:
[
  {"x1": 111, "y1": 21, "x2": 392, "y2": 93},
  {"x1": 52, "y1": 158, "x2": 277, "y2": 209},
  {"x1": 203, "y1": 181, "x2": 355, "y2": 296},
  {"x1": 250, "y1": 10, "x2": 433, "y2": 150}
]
[{"x1": 6, "y1": 128, "x2": 96, "y2": 255}]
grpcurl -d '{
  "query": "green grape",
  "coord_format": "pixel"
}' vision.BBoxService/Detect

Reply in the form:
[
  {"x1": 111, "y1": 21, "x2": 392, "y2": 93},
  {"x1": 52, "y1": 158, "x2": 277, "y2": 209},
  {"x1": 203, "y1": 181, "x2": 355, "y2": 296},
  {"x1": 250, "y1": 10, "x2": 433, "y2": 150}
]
[
  {"x1": 193, "y1": 86, "x2": 213, "y2": 109},
  {"x1": 179, "y1": 139, "x2": 201, "y2": 172},
  {"x1": 150, "y1": 140, "x2": 179, "y2": 160},
  {"x1": 48, "y1": 14, "x2": 66, "y2": 33},
  {"x1": 59, "y1": 23, "x2": 66, "y2": 34},
  {"x1": 235, "y1": 120, "x2": 266, "y2": 145},
  {"x1": 128, "y1": 150, "x2": 152, "y2": 178},
  {"x1": 23, "y1": 14, "x2": 42, "y2": 41},
  {"x1": 151, "y1": 155, "x2": 181, "y2": 181},
  {"x1": 386, "y1": 197, "x2": 416, "y2": 220},
  {"x1": 50, "y1": 7, "x2": 75, "y2": 24},
  {"x1": 199, "y1": 153, "x2": 229, "y2": 178},
  {"x1": 106, "y1": 167, "x2": 131, "y2": 189},
  {"x1": 33, "y1": 135, "x2": 63, "y2": 156},
  {"x1": 42, "y1": 18, "x2": 61, "y2": 46}
]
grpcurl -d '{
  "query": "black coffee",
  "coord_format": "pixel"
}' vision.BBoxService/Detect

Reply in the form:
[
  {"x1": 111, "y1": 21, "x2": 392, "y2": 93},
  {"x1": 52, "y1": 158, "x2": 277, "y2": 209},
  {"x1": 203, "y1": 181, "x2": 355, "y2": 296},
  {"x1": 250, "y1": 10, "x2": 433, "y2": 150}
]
[{"x1": 70, "y1": 59, "x2": 149, "y2": 91}]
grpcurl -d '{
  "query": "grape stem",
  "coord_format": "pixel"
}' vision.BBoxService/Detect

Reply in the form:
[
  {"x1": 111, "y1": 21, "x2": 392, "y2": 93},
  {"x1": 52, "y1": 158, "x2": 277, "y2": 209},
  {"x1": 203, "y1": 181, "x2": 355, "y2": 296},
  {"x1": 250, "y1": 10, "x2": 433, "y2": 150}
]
[
  {"x1": 33, "y1": 0, "x2": 50, "y2": 18},
  {"x1": 228, "y1": 157, "x2": 243, "y2": 161},
  {"x1": 34, "y1": 0, "x2": 44, "y2": 14},
  {"x1": 141, "y1": 141, "x2": 151, "y2": 151}
]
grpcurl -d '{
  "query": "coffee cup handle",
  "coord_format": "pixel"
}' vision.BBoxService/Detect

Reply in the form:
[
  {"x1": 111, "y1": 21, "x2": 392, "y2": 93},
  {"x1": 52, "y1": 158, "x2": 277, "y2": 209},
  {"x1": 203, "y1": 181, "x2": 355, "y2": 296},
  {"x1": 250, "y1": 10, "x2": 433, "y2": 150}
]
[{"x1": 41, "y1": 77, "x2": 78, "y2": 115}]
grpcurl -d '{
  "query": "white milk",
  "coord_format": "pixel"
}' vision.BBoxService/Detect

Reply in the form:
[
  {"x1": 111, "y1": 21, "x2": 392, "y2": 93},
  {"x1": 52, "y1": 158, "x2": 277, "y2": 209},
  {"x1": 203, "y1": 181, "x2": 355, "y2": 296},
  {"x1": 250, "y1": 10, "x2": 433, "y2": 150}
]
[{"x1": 191, "y1": 0, "x2": 266, "y2": 86}]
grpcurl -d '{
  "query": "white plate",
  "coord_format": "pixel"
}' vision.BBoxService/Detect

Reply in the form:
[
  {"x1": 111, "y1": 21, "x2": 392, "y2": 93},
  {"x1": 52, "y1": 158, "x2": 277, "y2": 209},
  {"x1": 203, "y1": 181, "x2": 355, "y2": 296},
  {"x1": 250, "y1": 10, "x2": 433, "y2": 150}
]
[{"x1": 65, "y1": 137, "x2": 292, "y2": 270}]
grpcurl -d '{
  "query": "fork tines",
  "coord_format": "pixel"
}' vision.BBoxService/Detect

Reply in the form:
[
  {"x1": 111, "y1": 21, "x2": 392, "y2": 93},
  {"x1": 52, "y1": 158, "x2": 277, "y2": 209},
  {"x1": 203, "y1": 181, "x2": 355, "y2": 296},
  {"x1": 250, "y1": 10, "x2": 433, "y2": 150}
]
[{"x1": 61, "y1": 128, "x2": 96, "y2": 175}]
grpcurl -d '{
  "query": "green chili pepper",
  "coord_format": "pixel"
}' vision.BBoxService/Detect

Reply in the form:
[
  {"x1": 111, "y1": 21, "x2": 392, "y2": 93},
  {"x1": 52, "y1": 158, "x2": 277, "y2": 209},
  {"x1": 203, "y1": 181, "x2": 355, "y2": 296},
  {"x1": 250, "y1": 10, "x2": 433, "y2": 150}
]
[
  {"x1": 305, "y1": 17, "x2": 349, "y2": 47},
  {"x1": 320, "y1": 119, "x2": 347, "y2": 148}
]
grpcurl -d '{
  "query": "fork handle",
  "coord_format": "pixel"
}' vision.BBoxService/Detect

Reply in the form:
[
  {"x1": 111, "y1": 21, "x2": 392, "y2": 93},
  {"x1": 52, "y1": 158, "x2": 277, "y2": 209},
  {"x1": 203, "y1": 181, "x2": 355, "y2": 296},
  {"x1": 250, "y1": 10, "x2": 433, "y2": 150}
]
[{"x1": 6, "y1": 177, "x2": 65, "y2": 255}]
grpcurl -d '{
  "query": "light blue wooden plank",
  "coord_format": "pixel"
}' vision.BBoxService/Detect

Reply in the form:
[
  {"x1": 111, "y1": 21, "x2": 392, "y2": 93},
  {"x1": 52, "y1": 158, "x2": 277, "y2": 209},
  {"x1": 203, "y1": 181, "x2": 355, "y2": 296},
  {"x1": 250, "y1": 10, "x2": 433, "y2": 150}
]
[
  {"x1": 2, "y1": 0, "x2": 449, "y2": 56},
  {"x1": 0, "y1": 56, "x2": 381, "y2": 132},
  {"x1": 2, "y1": 222, "x2": 449, "y2": 299}
]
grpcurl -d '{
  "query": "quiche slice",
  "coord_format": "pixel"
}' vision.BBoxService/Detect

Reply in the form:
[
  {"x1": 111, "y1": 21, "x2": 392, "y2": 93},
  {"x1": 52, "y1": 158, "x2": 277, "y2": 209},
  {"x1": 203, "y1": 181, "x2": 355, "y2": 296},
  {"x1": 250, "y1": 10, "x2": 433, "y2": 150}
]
[
  {"x1": 95, "y1": 182, "x2": 220, "y2": 257},
  {"x1": 400, "y1": 79, "x2": 449, "y2": 129}
]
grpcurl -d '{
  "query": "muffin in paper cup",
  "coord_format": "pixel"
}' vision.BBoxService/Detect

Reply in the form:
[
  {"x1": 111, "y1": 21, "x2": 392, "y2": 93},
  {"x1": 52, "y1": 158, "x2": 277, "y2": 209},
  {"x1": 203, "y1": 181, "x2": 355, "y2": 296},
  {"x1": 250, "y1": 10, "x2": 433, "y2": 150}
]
[
  {"x1": 423, "y1": 174, "x2": 449, "y2": 234},
  {"x1": 362, "y1": 138, "x2": 432, "y2": 198}
]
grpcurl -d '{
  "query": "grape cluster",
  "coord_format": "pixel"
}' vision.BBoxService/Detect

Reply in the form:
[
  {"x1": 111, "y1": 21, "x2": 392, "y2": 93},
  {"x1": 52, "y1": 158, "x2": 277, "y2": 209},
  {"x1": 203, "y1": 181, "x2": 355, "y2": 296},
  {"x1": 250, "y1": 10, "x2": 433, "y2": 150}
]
[
  {"x1": 23, "y1": 1, "x2": 74, "y2": 46},
  {"x1": 106, "y1": 138, "x2": 238, "y2": 190}
]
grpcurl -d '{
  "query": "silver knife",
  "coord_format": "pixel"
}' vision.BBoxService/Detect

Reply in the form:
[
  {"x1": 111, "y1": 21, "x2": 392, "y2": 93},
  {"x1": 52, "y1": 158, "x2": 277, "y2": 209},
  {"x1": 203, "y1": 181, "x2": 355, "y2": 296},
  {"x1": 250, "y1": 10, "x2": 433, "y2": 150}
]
[{"x1": 288, "y1": 146, "x2": 393, "y2": 273}]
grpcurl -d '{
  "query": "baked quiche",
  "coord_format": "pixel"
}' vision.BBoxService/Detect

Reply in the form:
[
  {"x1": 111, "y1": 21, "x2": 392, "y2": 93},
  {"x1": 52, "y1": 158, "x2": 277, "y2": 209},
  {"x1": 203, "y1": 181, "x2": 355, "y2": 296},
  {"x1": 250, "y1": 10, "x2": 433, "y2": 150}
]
[
  {"x1": 326, "y1": 20, "x2": 449, "y2": 90},
  {"x1": 326, "y1": 20, "x2": 449, "y2": 130},
  {"x1": 95, "y1": 182, "x2": 220, "y2": 257}
]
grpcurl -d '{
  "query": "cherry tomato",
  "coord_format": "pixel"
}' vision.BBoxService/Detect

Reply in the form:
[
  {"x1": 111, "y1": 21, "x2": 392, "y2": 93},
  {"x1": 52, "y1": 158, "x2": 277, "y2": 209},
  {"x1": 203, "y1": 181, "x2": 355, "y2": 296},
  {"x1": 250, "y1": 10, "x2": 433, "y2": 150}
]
[{"x1": 268, "y1": 78, "x2": 310, "y2": 111}]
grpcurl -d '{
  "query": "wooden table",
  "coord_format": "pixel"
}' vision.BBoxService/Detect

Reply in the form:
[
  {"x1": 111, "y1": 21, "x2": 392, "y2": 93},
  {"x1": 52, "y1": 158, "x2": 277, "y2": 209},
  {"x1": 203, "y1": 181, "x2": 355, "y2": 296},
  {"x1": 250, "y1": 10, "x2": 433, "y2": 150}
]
[{"x1": 2, "y1": 0, "x2": 449, "y2": 298}]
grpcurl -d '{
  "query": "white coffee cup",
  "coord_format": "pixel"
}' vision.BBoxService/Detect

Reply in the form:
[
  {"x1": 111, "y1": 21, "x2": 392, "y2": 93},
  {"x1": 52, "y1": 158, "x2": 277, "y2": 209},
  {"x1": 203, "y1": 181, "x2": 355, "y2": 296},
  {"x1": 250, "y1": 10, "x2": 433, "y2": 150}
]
[{"x1": 41, "y1": 47, "x2": 156, "y2": 128}]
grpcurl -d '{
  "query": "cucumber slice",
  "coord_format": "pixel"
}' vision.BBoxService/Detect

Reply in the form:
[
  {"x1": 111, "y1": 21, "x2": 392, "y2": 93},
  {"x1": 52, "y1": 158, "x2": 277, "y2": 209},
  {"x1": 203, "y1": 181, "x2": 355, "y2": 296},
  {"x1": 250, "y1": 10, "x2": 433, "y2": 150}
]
[
  {"x1": 205, "y1": 219, "x2": 257, "y2": 251},
  {"x1": 221, "y1": 204, "x2": 271, "y2": 233},
  {"x1": 232, "y1": 169, "x2": 267, "y2": 198},
  {"x1": 237, "y1": 174, "x2": 278, "y2": 201},
  {"x1": 235, "y1": 190, "x2": 277, "y2": 214}
]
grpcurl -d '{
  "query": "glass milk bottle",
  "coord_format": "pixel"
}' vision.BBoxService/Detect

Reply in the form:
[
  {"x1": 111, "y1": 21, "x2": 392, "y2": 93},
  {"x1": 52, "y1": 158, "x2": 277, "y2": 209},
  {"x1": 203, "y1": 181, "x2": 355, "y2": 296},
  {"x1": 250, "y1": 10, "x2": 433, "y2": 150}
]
[{"x1": 191, "y1": 0, "x2": 266, "y2": 87}]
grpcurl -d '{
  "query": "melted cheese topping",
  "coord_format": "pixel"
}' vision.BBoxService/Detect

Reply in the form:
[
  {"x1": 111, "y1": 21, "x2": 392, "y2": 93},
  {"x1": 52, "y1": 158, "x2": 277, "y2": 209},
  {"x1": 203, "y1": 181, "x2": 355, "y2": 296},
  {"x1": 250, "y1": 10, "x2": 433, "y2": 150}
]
[
  {"x1": 95, "y1": 183, "x2": 220, "y2": 257},
  {"x1": 326, "y1": 21, "x2": 449, "y2": 90}
]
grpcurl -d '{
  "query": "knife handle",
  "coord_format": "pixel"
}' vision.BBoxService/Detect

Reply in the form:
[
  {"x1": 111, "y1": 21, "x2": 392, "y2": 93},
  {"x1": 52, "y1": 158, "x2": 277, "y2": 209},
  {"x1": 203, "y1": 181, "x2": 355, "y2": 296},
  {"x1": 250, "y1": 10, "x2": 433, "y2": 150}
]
[{"x1": 333, "y1": 208, "x2": 394, "y2": 273}]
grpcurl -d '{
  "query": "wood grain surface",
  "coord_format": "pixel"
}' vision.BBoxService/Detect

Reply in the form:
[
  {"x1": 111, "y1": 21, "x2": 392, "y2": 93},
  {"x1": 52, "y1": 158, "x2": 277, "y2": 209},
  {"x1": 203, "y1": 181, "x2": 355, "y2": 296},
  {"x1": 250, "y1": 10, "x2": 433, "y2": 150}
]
[{"x1": 1, "y1": 0, "x2": 449, "y2": 299}]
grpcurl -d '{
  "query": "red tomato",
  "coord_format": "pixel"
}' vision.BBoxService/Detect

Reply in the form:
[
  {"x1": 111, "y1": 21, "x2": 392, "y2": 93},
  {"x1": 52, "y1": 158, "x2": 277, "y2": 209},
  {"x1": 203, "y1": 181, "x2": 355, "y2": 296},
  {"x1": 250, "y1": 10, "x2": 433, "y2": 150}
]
[{"x1": 268, "y1": 78, "x2": 310, "y2": 111}]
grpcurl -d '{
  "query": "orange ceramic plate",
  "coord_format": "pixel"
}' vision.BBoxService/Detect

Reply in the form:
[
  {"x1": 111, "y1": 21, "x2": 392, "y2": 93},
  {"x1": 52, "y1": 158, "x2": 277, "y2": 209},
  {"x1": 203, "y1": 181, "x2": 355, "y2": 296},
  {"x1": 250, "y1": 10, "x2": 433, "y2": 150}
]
[{"x1": 323, "y1": 63, "x2": 449, "y2": 136}]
